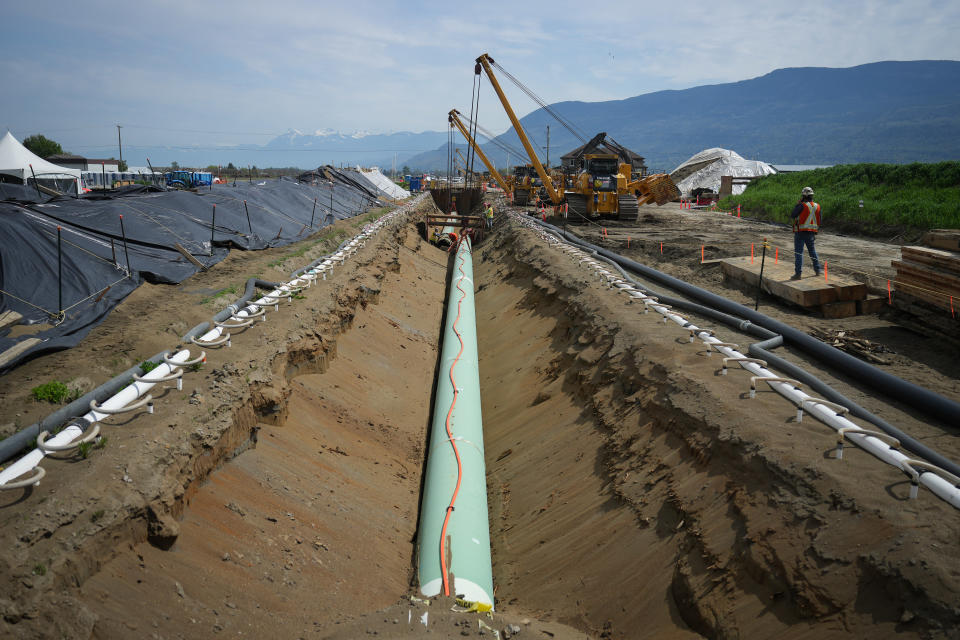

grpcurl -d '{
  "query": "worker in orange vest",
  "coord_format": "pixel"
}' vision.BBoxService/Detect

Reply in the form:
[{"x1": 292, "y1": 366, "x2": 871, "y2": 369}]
[{"x1": 790, "y1": 186, "x2": 821, "y2": 280}]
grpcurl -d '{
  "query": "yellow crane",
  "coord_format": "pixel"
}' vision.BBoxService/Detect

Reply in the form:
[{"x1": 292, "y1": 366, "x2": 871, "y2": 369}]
[
  {"x1": 448, "y1": 109, "x2": 510, "y2": 193},
  {"x1": 475, "y1": 53, "x2": 562, "y2": 206}
]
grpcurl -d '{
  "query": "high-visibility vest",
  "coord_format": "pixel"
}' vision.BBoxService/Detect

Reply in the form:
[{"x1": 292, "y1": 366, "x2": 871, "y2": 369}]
[
  {"x1": 485, "y1": 207, "x2": 493, "y2": 218},
  {"x1": 794, "y1": 201, "x2": 821, "y2": 232}
]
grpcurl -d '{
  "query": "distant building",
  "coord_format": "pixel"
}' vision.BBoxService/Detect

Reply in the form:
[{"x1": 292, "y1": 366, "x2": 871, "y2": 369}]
[{"x1": 47, "y1": 154, "x2": 120, "y2": 172}]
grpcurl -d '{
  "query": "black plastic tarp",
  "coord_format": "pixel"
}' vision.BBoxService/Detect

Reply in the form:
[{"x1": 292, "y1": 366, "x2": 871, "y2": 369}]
[{"x1": 0, "y1": 178, "x2": 386, "y2": 372}]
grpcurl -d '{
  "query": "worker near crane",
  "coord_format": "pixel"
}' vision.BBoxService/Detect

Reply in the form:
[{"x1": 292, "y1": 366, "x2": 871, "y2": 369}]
[
  {"x1": 484, "y1": 202, "x2": 494, "y2": 229},
  {"x1": 790, "y1": 186, "x2": 821, "y2": 280}
]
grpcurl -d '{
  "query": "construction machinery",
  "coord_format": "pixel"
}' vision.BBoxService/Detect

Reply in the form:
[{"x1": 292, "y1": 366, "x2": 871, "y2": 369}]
[
  {"x1": 448, "y1": 109, "x2": 511, "y2": 194},
  {"x1": 165, "y1": 170, "x2": 213, "y2": 190},
  {"x1": 475, "y1": 54, "x2": 563, "y2": 208},
  {"x1": 562, "y1": 132, "x2": 679, "y2": 222},
  {"x1": 475, "y1": 53, "x2": 678, "y2": 221}
]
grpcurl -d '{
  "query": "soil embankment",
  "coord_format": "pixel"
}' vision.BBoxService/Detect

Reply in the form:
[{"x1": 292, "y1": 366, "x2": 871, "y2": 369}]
[{"x1": 0, "y1": 198, "x2": 958, "y2": 639}]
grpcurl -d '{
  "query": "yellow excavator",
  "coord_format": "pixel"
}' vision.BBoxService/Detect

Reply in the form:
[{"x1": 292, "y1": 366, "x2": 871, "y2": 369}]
[
  {"x1": 475, "y1": 53, "x2": 678, "y2": 222},
  {"x1": 475, "y1": 53, "x2": 563, "y2": 208},
  {"x1": 448, "y1": 109, "x2": 511, "y2": 194},
  {"x1": 564, "y1": 133, "x2": 679, "y2": 221}
]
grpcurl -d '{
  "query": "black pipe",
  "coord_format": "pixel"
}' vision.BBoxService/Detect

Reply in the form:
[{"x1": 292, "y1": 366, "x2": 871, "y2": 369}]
[
  {"x1": 310, "y1": 198, "x2": 317, "y2": 228},
  {"x1": 243, "y1": 200, "x2": 252, "y2": 234},
  {"x1": 537, "y1": 220, "x2": 960, "y2": 428},
  {"x1": 0, "y1": 277, "x2": 283, "y2": 464},
  {"x1": 579, "y1": 243, "x2": 960, "y2": 479},
  {"x1": 119, "y1": 214, "x2": 131, "y2": 276}
]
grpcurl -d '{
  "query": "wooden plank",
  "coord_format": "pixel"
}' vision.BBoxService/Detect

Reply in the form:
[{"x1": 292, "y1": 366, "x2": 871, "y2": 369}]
[
  {"x1": 892, "y1": 260, "x2": 960, "y2": 295},
  {"x1": 0, "y1": 310, "x2": 23, "y2": 331},
  {"x1": 922, "y1": 229, "x2": 960, "y2": 252},
  {"x1": 856, "y1": 295, "x2": 887, "y2": 315},
  {"x1": 720, "y1": 256, "x2": 866, "y2": 308},
  {"x1": 820, "y1": 300, "x2": 858, "y2": 319},
  {"x1": 894, "y1": 279, "x2": 957, "y2": 311},
  {"x1": 0, "y1": 338, "x2": 41, "y2": 368},
  {"x1": 900, "y1": 246, "x2": 960, "y2": 275},
  {"x1": 174, "y1": 243, "x2": 207, "y2": 270}
]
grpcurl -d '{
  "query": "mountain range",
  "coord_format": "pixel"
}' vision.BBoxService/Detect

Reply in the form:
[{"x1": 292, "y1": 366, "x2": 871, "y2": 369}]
[
  {"x1": 109, "y1": 60, "x2": 960, "y2": 172},
  {"x1": 406, "y1": 59, "x2": 960, "y2": 173}
]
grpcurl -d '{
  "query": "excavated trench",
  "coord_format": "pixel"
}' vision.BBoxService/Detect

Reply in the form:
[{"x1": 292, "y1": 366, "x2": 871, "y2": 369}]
[
  {"x1": 10, "y1": 208, "x2": 958, "y2": 639},
  {"x1": 470, "y1": 219, "x2": 959, "y2": 639}
]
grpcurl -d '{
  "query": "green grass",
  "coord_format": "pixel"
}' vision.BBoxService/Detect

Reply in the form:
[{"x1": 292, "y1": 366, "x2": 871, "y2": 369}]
[
  {"x1": 31, "y1": 381, "x2": 77, "y2": 404},
  {"x1": 199, "y1": 284, "x2": 240, "y2": 305},
  {"x1": 138, "y1": 360, "x2": 159, "y2": 375},
  {"x1": 721, "y1": 162, "x2": 960, "y2": 238}
]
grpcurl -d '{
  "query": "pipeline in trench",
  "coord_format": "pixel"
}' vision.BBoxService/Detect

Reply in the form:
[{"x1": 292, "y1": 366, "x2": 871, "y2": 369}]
[{"x1": 463, "y1": 216, "x2": 960, "y2": 639}]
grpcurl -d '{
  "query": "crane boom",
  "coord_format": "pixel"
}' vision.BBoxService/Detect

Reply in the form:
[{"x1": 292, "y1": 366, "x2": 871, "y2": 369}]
[
  {"x1": 449, "y1": 110, "x2": 510, "y2": 193},
  {"x1": 476, "y1": 53, "x2": 561, "y2": 205}
]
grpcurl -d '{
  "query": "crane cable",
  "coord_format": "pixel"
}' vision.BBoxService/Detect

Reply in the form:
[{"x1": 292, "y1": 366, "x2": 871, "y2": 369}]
[
  {"x1": 489, "y1": 59, "x2": 589, "y2": 144},
  {"x1": 466, "y1": 74, "x2": 482, "y2": 188},
  {"x1": 457, "y1": 112, "x2": 527, "y2": 162},
  {"x1": 439, "y1": 237, "x2": 469, "y2": 596}
]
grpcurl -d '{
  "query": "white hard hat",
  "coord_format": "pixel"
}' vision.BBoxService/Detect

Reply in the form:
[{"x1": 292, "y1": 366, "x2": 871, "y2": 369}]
[{"x1": 801, "y1": 186, "x2": 814, "y2": 196}]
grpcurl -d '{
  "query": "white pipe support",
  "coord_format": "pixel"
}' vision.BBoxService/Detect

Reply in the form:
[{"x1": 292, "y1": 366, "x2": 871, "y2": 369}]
[
  {"x1": 721, "y1": 357, "x2": 767, "y2": 374},
  {"x1": 797, "y1": 397, "x2": 849, "y2": 423},
  {"x1": 690, "y1": 328, "x2": 715, "y2": 343},
  {"x1": 0, "y1": 350, "x2": 192, "y2": 490},
  {"x1": 236, "y1": 306, "x2": 265, "y2": 321},
  {"x1": 749, "y1": 376, "x2": 802, "y2": 398},
  {"x1": 191, "y1": 332, "x2": 230, "y2": 348},
  {"x1": 37, "y1": 422, "x2": 100, "y2": 453},
  {"x1": 835, "y1": 427, "x2": 900, "y2": 460},
  {"x1": 133, "y1": 367, "x2": 183, "y2": 392},
  {"x1": 0, "y1": 466, "x2": 45, "y2": 490},
  {"x1": 704, "y1": 341, "x2": 739, "y2": 357},
  {"x1": 164, "y1": 351, "x2": 205, "y2": 367},
  {"x1": 90, "y1": 393, "x2": 154, "y2": 415},
  {"x1": 215, "y1": 318, "x2": 254, "y2": 329}
]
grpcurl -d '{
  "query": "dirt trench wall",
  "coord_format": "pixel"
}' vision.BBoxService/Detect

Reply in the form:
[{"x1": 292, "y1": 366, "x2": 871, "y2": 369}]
[
  {"x1": 473, "y1": 218, "x2": 960, "y2": 639},
  {"x1": 0, "y1": 215, "x2": 421, "y2": 639}
]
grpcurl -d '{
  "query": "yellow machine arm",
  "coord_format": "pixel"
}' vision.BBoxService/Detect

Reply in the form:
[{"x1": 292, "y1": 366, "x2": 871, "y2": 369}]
[
  {"x1": 476, "y1": 53, "x2": 562, "y2": 205},
  {"x1": 448, "y1": 109, "x2": 510, "y2": 193}
]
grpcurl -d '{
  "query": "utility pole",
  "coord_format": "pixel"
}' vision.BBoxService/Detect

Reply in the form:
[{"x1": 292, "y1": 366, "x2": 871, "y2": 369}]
[
  {"x1": 117, "y1": 124, "x2": 123, "y2": 165},
  {"x1": 546, "y1": 125, "x2": 550, "y2": 169}
]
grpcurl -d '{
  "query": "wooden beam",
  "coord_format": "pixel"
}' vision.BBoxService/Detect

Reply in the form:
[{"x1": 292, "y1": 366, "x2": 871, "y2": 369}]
[
  {"x1": 720, "y1": 256, "x2": 866, "y2": 308},
  {"x1": 0, "y1": 338, "x2": 41, "y2": 368},
  {"x1": 0, "y1": 310, "x2": 23, "y2": 331}
]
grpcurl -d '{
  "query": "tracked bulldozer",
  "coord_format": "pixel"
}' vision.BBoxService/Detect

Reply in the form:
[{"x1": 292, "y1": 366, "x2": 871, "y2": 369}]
[{"x1": 562, "y1": 133, "x2": 679, "y2": 222}]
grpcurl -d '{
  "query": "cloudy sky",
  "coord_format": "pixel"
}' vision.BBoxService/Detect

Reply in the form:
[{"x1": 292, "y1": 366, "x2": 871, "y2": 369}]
[{"x1": 3, "y1": 0, "x2": 959, "y2": 158}]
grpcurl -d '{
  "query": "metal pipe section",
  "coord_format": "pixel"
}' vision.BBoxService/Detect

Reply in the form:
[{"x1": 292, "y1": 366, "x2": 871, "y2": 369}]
[
  {"x1": 536, "y1": 220, "x2": 960, "y2": 428},
  {"x1": 417, "y1": 236, "x2": 494, "y2": 607}
]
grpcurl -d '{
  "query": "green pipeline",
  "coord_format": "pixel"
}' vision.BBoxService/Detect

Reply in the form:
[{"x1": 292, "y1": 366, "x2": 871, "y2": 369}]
[{"x1": 417, "y1": 236, "x2": 494, "y2": 607}]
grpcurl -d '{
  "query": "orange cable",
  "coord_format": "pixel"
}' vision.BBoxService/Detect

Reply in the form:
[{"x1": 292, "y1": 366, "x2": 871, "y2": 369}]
[{"x1": 439, "y1": 237, "x2": 468, "y2": 595}]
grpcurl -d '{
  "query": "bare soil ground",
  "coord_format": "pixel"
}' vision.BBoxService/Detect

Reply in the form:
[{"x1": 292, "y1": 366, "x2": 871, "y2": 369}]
[{"x1": 0, "y1": 196, "x2": 958, "y2": 639}]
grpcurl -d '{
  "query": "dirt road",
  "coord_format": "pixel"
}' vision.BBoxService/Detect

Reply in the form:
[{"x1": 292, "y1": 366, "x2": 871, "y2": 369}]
[{"x1": 0, "y1": 196, "x2": 958, "y2": 639}]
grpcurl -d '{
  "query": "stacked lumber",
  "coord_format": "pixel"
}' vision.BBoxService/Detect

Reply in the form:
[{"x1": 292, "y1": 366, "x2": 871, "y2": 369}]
[
  {"x1": 720, "y1": 256, "x2": 871, "y2": 318},
  {"x1": 921, "y1": 229, "x2": 960, "y2": 252},
  {"x1": 892, "y1": 245, "x2": 960, "y2": 313}
]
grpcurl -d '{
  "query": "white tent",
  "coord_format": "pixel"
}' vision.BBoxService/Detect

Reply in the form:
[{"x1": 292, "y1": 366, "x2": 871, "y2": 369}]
[
  {"x1": 0, "y1": 131, "x2": 82, "y2": 185},
  {"x1": 670, "y1": 148, "x2": 775, "y2": 197},
  {"x1": 360, "y1": 167, "x2": 410, "y2": 200}
]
